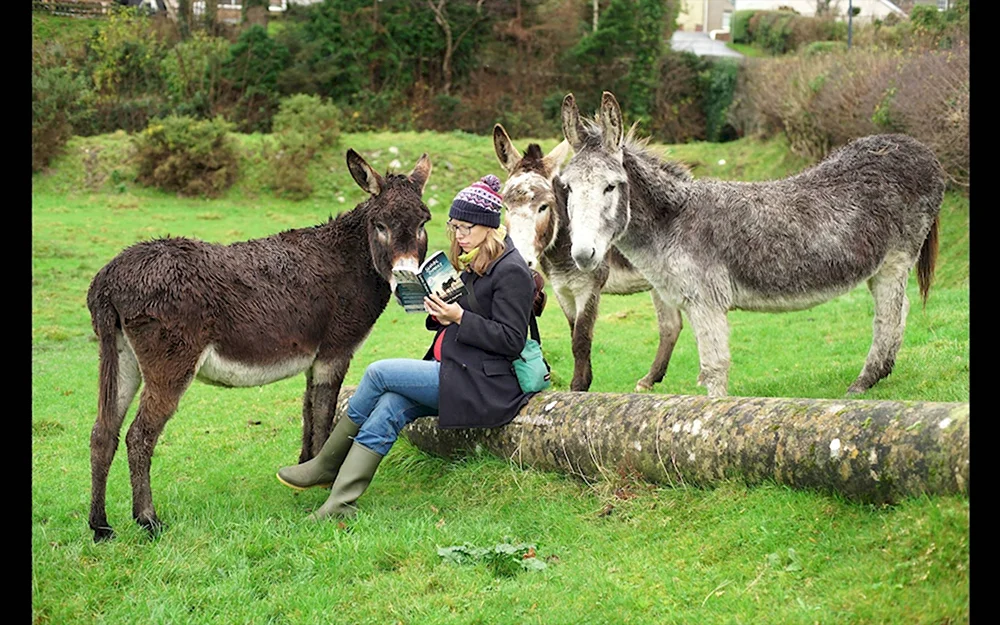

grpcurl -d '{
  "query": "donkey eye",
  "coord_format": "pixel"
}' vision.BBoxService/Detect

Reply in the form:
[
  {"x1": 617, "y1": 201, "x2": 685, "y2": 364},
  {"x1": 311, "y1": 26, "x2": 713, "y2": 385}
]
[
  {"x1": 375, "y1": 223, "x2": 388, "y2": 235},
  {"x1": 538, "y1": 204, "x2": 548, "y2": 213},
  {"x1": 604, "y1": 184, "x2": 616, "y2": 194}
]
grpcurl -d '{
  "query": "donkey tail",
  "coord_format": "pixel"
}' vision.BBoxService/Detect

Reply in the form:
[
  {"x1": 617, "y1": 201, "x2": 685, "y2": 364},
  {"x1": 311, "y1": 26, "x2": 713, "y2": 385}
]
[
  {"x1": 89, "y1": 288, "x2": 121, "y2": 430},
  {"x1": 917, "y1": 216, "x2": 939, "y2": 308}
]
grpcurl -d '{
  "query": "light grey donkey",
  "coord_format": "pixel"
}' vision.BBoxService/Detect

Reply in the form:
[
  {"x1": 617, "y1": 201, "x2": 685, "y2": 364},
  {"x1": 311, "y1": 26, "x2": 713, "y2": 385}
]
[{"x1": 556, "y1": 91, "x2": 943, "y2": 397}]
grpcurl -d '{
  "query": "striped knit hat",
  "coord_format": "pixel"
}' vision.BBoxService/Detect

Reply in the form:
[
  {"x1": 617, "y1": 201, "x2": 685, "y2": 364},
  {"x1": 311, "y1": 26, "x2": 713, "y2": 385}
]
[{"x1": 449, "y1": 174, "x2": 503, "y2": 229}]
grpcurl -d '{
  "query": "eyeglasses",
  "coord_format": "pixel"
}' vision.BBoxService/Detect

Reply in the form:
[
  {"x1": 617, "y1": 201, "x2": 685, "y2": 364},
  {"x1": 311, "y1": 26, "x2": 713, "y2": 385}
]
[{"x1": 446, "y1": 221, "x2": 476, "y2": 236}]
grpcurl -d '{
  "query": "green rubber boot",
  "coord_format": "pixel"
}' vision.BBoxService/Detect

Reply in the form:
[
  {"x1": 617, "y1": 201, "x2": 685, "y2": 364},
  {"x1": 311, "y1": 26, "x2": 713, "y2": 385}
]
[
  {"x1": 307, "y1": 442, "x2": 384, "y2": 521},
  {"x1": 276, "y1": 417, "x2": 361, "y2": 491}
]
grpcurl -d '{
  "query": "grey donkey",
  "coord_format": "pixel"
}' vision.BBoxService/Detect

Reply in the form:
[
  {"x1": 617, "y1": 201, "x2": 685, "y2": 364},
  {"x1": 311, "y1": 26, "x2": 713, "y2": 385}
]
[{"x1": 556, "y1": 91, "x2": 943, "y2": 397}]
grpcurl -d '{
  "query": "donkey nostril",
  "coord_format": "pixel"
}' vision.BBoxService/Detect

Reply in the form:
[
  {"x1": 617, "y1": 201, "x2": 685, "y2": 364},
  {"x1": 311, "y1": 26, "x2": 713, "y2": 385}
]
[{"x1": 588, "y1": 248, "x2": 595, "y2": 260}]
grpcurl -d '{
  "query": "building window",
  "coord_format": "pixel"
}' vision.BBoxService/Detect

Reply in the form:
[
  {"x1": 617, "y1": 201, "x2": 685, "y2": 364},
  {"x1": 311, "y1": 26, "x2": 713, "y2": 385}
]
[
  {"x1": 937, "y1": 0, "x2": 950, "y2": 10},
  {"x1": 722, "y1": 10, "x2": 732, "y2": 31}
]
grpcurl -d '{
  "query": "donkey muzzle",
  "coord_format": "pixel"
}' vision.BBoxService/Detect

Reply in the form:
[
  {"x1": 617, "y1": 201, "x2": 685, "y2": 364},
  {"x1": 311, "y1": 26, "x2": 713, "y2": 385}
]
[{"x1": 572, "y1": 246, "x2": 598, "y2": 271}]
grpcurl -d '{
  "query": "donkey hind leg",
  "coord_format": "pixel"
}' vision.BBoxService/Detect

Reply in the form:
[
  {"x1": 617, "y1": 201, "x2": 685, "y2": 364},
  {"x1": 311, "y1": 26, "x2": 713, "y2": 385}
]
[
  {"x1": 125, "y1": 359, "x2": 196, "y2": 537},
  {"x1": 90, "y1": 332, "x2": 142, "y2": 542},
  {"x1": 635, "y1": 290, "x2": 683, "y2": 392},
  {"x1": 847, "y1": 257, "x2": 912, "y2": 396},
  {"x1": 684, "y1": 304, "x2": 731, "y2": 397},
  {"x1": 304, "y1": 355, "x2": 353, "y2": 461}
]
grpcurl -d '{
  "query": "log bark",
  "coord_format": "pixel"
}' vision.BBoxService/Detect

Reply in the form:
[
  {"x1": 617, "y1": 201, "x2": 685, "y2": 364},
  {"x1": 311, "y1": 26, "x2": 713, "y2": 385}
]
[{"x1": 330, "y1": 388, "x2": 969, "y2": 504}]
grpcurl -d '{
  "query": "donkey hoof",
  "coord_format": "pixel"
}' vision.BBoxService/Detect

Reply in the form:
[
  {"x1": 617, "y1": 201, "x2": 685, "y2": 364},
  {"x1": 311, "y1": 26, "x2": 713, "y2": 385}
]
[
  {"x1": 92, "y1": 525, "x2": 116, "y2": 543},
  {"x1": 635, "y1": 378, "x2": 655, "y2": 392},
  {"x1": 137, "y1": 517, "x2": 166, "y2": 538}
]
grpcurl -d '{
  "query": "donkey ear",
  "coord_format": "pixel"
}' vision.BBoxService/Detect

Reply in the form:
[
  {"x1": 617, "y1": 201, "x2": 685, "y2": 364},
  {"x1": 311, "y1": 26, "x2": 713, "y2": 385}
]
[
  {"x1": 561, "y1": 94, "x2": 584, "y2": 152},
  {"x1": 600, "y1": 91, "x2": 624, "y2": 151},
  {"x1": 347, "y1": 148, "x2": 384, "y2": 196},
  {"x1": 542, "y1": 139, "x2": 573, "y2": 180},
  {"x1": 493, "y1": 124, "x2": 522, "y2": 174},
  {"x1": 408, "y1": 153, "x2": 432, "y2": 195}
]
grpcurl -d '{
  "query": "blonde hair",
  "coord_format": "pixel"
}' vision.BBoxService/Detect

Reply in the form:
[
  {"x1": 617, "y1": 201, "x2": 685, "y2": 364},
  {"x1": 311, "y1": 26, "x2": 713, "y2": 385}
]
[{"x1": 447, "y1": 226, "x2": 507, "y2": 276}]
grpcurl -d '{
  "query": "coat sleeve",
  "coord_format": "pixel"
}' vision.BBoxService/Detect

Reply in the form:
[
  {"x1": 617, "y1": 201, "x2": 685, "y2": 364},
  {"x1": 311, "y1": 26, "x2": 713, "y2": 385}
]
[{"x1": 454, "y1": 259, "x2": 533, "y2": 358}]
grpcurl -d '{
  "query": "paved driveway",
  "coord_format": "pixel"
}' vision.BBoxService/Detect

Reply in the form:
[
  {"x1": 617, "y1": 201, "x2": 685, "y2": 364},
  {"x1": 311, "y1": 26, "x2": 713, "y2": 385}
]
[{"x1": 670, "y1": 31, "x2": 744, "y2": 59}]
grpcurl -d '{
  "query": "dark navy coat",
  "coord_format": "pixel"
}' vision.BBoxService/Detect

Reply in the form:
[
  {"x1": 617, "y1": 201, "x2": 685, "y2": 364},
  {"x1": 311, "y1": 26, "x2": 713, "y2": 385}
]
[{"x1": 423, "y1": 236, "x2": 536, "y2": 428}]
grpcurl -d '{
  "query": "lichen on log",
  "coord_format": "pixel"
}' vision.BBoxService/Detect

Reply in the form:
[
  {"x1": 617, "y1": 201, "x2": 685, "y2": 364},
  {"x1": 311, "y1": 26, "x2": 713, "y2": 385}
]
[{"x1": 331, "y1": 387, "x2": 969, "y2": 505}]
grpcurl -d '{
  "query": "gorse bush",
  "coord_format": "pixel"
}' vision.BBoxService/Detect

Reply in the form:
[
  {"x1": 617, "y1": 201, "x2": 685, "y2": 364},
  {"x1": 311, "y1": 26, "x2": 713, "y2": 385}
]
[
  {"x1": 264, "y1": 94, "x2": 342, "y2": 200},
  {"x1": 134, "y1": 115, "x2": 238, "y2": 197},
  {"x1": 271, "y1": 93, "x2": 341, "y2": 150}
]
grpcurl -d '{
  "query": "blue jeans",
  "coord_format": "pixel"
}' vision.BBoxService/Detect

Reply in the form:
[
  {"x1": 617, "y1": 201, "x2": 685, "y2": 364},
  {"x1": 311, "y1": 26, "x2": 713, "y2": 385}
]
[{"x1": 347, "y1": 359, "x2": 440, "y2": 456}]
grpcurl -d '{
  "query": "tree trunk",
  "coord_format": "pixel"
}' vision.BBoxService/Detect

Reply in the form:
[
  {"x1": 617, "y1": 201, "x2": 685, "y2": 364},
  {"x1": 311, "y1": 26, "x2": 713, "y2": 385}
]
[{"x1": 329, "y1": 388, "x2": 969, "y2": 505}]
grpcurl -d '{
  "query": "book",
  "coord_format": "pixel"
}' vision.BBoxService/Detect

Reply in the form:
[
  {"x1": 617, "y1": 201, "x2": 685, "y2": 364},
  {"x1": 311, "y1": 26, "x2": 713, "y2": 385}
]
[{"x1": 392, "y1": 250, "x2": 468, "y2": 313}]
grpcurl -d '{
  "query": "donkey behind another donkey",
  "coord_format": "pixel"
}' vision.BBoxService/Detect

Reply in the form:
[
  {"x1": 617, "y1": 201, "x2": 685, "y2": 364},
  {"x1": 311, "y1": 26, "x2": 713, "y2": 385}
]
[
  {"x1": 557, "y1": 91, "x2": 943, "y2": 398},
  {"x1": 493, "y1": 123, "x2": 688, "y2": 392},
  {"x1": 86, "y1": 149, "x2": 432, "y2": 542}
]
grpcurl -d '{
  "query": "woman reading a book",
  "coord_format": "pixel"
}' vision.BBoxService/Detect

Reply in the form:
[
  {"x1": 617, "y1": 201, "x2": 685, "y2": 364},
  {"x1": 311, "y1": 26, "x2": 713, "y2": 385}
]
[{"x1": 276, "y1": 174, "x2": 539, "y2": 520}]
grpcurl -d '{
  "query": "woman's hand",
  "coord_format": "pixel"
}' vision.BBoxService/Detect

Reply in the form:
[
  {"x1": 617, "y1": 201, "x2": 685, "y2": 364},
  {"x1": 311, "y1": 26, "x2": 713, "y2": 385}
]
[{"x1": 425, "y1": 293, "x2": 464, "y2": 325}]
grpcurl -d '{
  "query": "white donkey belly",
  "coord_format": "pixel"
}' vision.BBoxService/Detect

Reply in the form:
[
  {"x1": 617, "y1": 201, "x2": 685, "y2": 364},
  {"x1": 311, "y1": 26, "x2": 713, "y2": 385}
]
[
  {"x1": 732, "y1": 284, "x2": 856, "y2": 313},
  {"x1": 195, "y1": 345, "x2": 316, "y2": 387},
  {"x1": 603, "y1": 263, "x2": 651, "y2": 295}
]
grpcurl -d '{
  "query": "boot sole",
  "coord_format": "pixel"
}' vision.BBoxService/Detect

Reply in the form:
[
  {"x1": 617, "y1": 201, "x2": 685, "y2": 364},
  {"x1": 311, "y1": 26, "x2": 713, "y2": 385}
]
[{"x1": 275, "y1": 473, "x2": 333, "y2": 491}]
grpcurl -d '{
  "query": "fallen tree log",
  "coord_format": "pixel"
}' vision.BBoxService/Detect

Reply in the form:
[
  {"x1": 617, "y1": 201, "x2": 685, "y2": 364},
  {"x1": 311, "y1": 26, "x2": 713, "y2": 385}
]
[{"x1": 330, "y1": 388, "x2": 969, "y2": 504}]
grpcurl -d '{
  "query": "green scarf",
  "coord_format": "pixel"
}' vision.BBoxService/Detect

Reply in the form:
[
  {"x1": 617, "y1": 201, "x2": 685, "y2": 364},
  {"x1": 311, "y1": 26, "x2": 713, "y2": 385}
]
[{"x1": 457, "y1": 224, "x2": 506, "y2": 269}]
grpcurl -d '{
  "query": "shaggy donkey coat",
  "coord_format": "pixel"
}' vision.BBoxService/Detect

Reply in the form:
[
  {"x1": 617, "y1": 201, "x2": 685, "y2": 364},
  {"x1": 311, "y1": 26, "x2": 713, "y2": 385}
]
[
  {"x1": 557, "y1": 92, "x2": 943, "y2": 398},
  {"x1": 86, "y1": 149, "x2": 432, "y2": 541}
]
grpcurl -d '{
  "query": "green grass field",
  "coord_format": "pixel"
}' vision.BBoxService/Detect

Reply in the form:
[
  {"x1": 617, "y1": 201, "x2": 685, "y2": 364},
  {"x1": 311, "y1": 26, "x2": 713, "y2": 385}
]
[{"x1": 32, "y1": 129, "x2": 969, "y2": 624}]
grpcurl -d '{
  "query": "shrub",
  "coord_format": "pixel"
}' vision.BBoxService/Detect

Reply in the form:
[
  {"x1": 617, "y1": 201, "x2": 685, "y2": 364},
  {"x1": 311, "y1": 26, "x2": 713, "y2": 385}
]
[
  {"x1": 734, "y1": 44, "x2": 969, "y2": 188},
  {"x1": 752, "y1": 11, "x2": 797, "y2": 55},
  {"x1": 264, "y1": 94, "x2": 342, "y2": 200},
  {"x1": 266, "y1": 132, "x2": 315, "y2": 200},
  {"x1": 220, "y1": 25, "x2": 290, "y2": 133},
  {"x1": 700, "y1": 58, "x2": 741, "y2": 142},
  {"x1": 160, "y1": 30, "x2": 231, "y2": 118},
  {"x1": 84, "y1": 6, "x2": 168, "y2": 98},
  {"x1": 272, "y1": 93, "x2": 341, "y2": 150},
  {"x1": 650, "y1": 51, "x2": 708, "y2": 144},
  {"x1": 731, "y1": 10, "x2": 756, "y2": 43},
  {"x1": 32, "y1": 66, "x2": 89, "y2": 172},
  {"x1": 134, "y1": 115, "x2": 239, "y2": 197}
]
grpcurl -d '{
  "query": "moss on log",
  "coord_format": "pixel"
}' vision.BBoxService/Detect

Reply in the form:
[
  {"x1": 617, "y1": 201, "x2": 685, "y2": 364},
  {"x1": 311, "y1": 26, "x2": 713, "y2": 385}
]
[{"x1": 332, "y1": 388, "x2": 969, "y2": 504}]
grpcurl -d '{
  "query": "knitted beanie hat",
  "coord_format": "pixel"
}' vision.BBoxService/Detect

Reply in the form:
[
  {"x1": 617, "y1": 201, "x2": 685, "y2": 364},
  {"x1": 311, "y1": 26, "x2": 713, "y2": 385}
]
[{"x1": 449, "y1": 174, "x2": 503, "y2": 229}]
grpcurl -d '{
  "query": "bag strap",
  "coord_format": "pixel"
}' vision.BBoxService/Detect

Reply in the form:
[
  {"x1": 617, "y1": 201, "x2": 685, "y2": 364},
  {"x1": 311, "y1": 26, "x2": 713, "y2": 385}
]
[{"x1": 464, "y1": 274, "x2": 541, "y2": 345}]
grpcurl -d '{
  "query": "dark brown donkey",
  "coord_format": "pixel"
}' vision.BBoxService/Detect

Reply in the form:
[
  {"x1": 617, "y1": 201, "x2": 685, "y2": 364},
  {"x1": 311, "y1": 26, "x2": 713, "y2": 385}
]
[{"x1": 86, "y1": 149, "x2": 432, "y2": 541}]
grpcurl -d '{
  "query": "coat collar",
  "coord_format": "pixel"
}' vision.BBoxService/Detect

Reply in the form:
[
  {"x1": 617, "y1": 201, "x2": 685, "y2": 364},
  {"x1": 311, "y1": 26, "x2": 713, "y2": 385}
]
[{"x1": 482, "y1": 235, "x2": 518, "y2": 277}]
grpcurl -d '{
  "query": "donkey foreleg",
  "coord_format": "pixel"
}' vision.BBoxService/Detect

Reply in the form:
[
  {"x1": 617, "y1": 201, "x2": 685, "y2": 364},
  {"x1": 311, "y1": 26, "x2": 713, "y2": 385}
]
[
  {"x1": 848, "y1": 260, "x2": 911, "y2": 395},
  {"x1": 304, "y1": 355, "x2": 353, "y2": 460},
  {"x1": 635, "y1": 291, "x2": 682, "y2": 392},
  {"x1": 685, "y1": 304, "x2": 731, "y2": 397}
]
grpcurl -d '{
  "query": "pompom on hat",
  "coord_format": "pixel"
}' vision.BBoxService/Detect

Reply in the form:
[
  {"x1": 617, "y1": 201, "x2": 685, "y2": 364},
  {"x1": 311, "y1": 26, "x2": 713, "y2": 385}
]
[{"x1": 449, "y1": 174, "x2": 503, "y2": 229}]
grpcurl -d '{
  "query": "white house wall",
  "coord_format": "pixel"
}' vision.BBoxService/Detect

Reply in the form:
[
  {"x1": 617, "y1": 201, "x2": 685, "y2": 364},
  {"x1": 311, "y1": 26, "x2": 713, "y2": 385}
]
[{"x1": 733, "y1": 0, "x2": 904, "y2": 23}]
